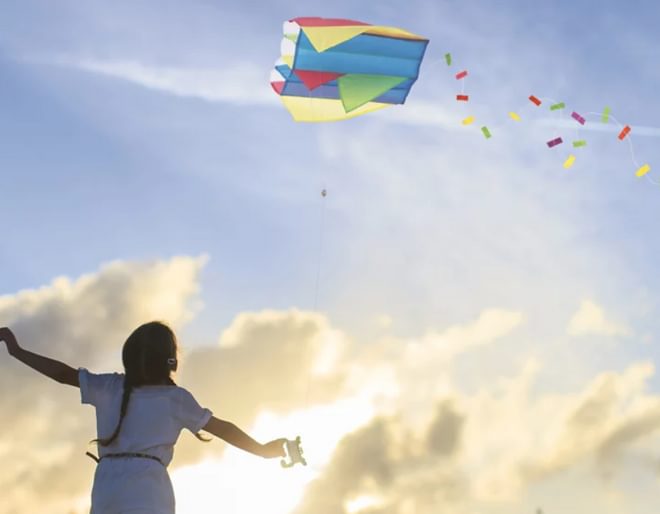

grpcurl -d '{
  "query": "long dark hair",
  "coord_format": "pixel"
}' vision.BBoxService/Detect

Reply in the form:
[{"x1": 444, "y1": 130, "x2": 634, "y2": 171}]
[{"x1": 96, "y1": 321, "x2": 209, "y2": 446}]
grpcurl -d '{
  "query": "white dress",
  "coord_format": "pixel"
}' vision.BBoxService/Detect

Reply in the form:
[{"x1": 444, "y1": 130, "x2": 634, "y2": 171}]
[{"x1": 79, "y1": 368, "x2": 213, "y2": 514}]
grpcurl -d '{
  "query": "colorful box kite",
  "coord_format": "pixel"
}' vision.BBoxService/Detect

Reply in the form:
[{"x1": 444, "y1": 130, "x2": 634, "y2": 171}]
[{"x1": 270, "y1": 17, "x2": 429, "y2": 122}]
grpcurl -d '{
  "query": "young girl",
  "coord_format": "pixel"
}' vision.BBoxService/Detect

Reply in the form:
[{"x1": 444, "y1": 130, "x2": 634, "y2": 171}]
[{"x1": 0, "y1": 322, "x2": 287, "y2": 514}]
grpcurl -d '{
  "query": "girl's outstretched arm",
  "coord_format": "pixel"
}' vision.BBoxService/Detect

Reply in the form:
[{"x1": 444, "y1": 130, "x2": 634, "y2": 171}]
[
  {"x1": 202, "y1": 416, "x2": 286, "y2": 459},
  {"x1": 0, "y1": 327, "x2": 79, "y2": 387}
]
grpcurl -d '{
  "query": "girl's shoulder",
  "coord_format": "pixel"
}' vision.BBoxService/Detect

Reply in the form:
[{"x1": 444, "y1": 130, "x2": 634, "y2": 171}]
[
  {"x1": 79, "y1": 368, "x2": 125, "y2": 405},
  {"x1": 167, "y1": 385, "x2": 204, "y2": 409},
  {"x1": 78, "y1": 367, "x2": 124, "y2": 386},
  {"x1": 134, "y1": 383, "x2": 191, "y2": 399}
]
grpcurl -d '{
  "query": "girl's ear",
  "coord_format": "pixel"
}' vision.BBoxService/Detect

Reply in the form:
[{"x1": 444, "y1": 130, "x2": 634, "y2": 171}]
[{"x1": 167, "y1": 358, "x2": 178, "y2": 372}]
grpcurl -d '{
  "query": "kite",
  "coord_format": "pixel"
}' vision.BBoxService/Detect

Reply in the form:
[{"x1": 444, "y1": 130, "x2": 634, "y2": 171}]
[{"x1": 270, "y1": 17, "x2": 429, "y2": 122}]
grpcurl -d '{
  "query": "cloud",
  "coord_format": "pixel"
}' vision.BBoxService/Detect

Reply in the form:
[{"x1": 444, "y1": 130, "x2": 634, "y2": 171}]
[
  {"x1": 353, "y1": 309, "x2": 525, "y2": 412},
  {"x1": 173, "y1": 308, "x2": 350, "y2": 466},
  {"x1": 44, "y1": 55, "x2": 464, "y2": 135},
  {"x1": 537, "y1": 116, "x2": 660, "y2": 138},
  {"x1": 567, "y1": 299, "x2": 631, "y2": 337},
  {"x1": 294, "y1": 361, "x2": 660, "y2": 513},
  {"x1": 0, "y1": 255, "x2": 357, "y2": 514},
  {"x1": 293, "y1": 408, "x2": 469, "y2": 514},
  {"x1": 0, "y1": 256, "x2": 207, "y2": 514},
  {"x1": 288, "y1": 309, "x2": 660, "y2": 514},
  {"x1": 518, "y1": 363, "x2": 660, "y2": 482},
  {"x1": 3, "y1": 261, "x2": 660, "y2": 514},
  {"x1": 53, "y1": 57, "x2": 278, "y2": 106},
  {"x1": 376, "y1": 99, "x2": 459, "y2": 130}
]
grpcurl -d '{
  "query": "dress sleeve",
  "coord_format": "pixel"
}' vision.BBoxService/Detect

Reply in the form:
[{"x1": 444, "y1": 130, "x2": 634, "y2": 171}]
[
  {"x1": 174, "y1": 387, "x2": 213, "y2": 433},
  {"x1": 78, "y1": 368, "x2": 123, "y2": 406}
]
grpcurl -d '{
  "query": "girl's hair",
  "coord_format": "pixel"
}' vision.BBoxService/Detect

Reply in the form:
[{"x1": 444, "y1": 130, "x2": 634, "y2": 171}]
[{"x1": 96, "y1": 321, "x2": 209, "y2": 447}]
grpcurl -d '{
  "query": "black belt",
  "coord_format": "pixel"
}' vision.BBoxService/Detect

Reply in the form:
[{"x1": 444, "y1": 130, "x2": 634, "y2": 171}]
[{"x1": 86, "y1": 451, "x2": 164, "y2": 466}]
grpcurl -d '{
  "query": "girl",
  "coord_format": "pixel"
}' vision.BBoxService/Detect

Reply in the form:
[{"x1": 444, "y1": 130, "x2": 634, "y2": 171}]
[{"x1": 0, "y1": 322, "x2": 287, "y2": 514}]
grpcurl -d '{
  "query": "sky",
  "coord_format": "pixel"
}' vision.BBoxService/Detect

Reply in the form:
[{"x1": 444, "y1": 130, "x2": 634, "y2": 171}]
[{"x1": 1, "y1": 0, "x2": 660, "y2": 513}]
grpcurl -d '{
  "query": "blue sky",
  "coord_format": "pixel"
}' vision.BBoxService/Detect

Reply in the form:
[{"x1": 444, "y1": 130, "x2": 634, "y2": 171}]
[
  {"x1": 2, "y1": 2, "x2": 660, "y2": 511},
  {"x1": 2, "y1": 0, "x2": 659, "y2": 342}
]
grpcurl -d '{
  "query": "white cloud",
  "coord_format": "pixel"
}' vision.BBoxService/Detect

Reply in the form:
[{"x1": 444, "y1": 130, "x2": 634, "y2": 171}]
[
  {"x1": 537, "y1": 116, "x2": 660, "y2": 138},
  {"x1": 5, "y1": 262, "x2": 658, "y2": 514},
  {"x1": 294, "y1": 337, "x2": 660, "y2": 514},
  {"x1": 54, "y1": 57, "x2": 279, "y2": 106},
  {"x1": 0, "y1": 255, "x2": 208, "y2": 514},
  {"x1": 0, "y1": 259, "x2": 356, "y2": 514},
  {"x1": 377, "y1": 98, "x2": 459, "y2": 130},
  {"x1": 568, "y1": 300, "x2": 631, "y2": 337}
]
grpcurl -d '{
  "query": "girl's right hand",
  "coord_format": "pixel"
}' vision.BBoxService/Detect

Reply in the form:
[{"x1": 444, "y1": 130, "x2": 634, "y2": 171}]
[
  {"x1": 0, "y1": 327, "x2": 19, "y2": 355},
  {"x1": 261, "y1": 438, "x2": 287, "y2": 459}
]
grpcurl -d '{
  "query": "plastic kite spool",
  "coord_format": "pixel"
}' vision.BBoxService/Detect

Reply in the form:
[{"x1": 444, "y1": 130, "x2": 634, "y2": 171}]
[{"x1": 280, "y1": 436, "x2": 307, "y2": 468}]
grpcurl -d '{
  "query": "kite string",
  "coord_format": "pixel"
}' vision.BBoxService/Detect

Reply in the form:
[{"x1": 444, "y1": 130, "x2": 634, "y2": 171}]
[
  {"x1": 301, "y1": 94, "x2": 328, "y2": 438},
  {"x1": 582, "y1": 111, "x2": 659, "y2": 185},
  {"x1": 313, "y1": 189, "x2": 327, "y2": 313},
  {"x1": 535, "y1": 99, "x2": 656, "y2": 183}
]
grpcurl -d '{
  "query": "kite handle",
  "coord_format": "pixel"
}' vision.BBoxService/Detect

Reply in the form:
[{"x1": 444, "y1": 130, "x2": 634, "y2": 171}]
[{"x1": 280, "y1": 436, "x2": 307, "y2": 468}]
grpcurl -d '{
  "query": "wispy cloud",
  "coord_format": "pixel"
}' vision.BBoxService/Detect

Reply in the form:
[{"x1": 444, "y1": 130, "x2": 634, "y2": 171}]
[
  {"x1": 54, "y1": 56, "x2": 278, "y2": 106},
  {"x1": 44, "y1": 56, "x2": 463, "y2": 131},
  {"x1": 377, "y1": 99, "x2": 459, "y2": 130},
  {"x1": 537, "y1": 116, "x2": 660, "y2": 138},
  {"x1": 48, "y1": 56, "x2": 660, "y2": 141}
]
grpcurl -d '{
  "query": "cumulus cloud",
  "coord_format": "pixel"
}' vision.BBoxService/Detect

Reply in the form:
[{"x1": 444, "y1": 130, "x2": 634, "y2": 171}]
[
  {"x1": 567, "y1": 300, "x2": 631, "y2": 337},
  {"x1": 0, "y1": 256, "x2": 207, "y2": 514},
  {"x1": 519, "y1": 363, "x2": 660, "y2": 480},
  {"x1": 293, "y1": 361, "x2": 660, "y2": 513},
  {"x1": 345, "y1": 308, "x2": 525, "y2": 420},
  {"x1": 292, "y1": 400, "x2": 469, "y2": 514},
  {"x1": 289, "y1": 313, "x2": 660, "y2": 514},
  {"x1": 0, "y1": 259, "x2": 352, "y2": 513},
  {"x1": 0, "y1": 261, "x2": 339, "y2": 511},
  {"x1": 173, "y1": 308, "x2": 350, "y2": 465},
  {"x1": 3, "y1": 263, "x2": 660, "y2": 514}
]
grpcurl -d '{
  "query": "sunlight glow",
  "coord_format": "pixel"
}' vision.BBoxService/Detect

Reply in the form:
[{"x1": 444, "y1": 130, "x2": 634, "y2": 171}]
[
  {"x1": 172, "y1": 397, "x2": 377, "y2": 514},
  {"x1": 345, "y1": 494, "x2": 385, "y2": 513}
]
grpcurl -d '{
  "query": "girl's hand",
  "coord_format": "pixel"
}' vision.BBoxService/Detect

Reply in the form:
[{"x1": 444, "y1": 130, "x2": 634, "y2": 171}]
[
  {"x1": 261, "y1": 438, "x2": 287, "y2": 459},
  {"x1": 0, "y1": 327, "x2": 20, "y2": 356}
]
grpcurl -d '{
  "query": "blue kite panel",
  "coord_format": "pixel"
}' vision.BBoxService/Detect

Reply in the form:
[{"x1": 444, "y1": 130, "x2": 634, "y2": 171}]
[{"x1": 293, "y1": 32, "x2": 427, "y2": 78}]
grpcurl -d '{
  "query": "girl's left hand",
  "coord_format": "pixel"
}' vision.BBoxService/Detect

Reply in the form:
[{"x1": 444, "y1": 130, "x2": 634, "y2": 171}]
[
  {"x1": 0, "y1": 327, "x2": 19, "y2": 356},
  {"x1": 261, "y1": 438, "x2": 287, "y2": 459}
]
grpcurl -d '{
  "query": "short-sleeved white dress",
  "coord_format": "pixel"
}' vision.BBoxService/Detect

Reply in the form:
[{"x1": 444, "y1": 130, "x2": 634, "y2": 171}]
[{"x1": 79, "y1": 368, "x2": 213, "y2": 514}]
